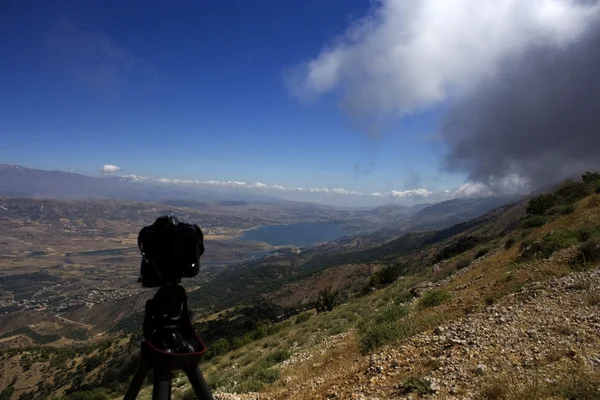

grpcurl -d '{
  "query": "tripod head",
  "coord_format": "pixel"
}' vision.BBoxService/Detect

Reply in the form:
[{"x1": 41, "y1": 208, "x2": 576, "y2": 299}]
[{"x1": 143, "y1": 284, "x2": 198, "y2": 354}]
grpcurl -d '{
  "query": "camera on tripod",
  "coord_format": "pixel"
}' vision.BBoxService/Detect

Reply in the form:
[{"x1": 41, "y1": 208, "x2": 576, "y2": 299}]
[
  {"x1": 138, "y1": 215, "x2": 205, "y2": 287},
  {"x1": 125, "y1": 216, "x2": 215, "y2": 400}
]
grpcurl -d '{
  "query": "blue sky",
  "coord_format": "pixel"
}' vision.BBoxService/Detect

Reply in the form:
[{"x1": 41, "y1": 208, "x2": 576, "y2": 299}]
[
  {"x1": 4, "y1": 0, "x2": 591, "y2": 206},
  {"x1": 0, "y1": 0, "x2": 467, "y2": 203}
]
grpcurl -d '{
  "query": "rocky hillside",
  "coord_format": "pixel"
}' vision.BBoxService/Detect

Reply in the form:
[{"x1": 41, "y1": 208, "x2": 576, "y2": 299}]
[
  {"x1": 197, "y1": 177, "x2": 600, "y2": 400},
  {"x1": 2, "y1": 175, "x2": 600, "y2": 400}
]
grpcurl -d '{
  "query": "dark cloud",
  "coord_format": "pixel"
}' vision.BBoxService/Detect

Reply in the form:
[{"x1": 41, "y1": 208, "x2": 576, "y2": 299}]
[
  {"x1": 289, "y1": 0, "x2": 600, "y2": 193},
  {"x1": 443, "y1": 22, "x2": 600, "y2": 189}
]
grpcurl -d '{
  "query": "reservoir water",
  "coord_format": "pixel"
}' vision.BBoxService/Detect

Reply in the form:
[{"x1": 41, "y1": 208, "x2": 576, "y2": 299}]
[{"x1": 237, "y1": 222, "x2": 348, "y2": 246}]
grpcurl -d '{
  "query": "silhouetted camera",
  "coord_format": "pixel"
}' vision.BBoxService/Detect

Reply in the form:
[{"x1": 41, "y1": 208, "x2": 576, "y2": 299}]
[{"x1": 138, "y1": 216, "x2": 204, "y2": 287}]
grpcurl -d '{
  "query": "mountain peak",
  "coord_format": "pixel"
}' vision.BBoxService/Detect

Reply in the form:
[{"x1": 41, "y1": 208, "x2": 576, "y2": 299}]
[{"x1": 0, "y1": 164, "x2": 26, "y2": 171}]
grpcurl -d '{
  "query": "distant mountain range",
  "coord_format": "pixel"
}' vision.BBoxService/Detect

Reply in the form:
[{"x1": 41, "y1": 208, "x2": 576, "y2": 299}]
[
  {"x1": 0, "y1": 165, "x2": 521, "y2": 226},
  {"x1": 403, "y1": 195, "x2": 521, "y2": 231},
  {"x1": 0, "y1": 164, "x2": 281, "y2": 204}
]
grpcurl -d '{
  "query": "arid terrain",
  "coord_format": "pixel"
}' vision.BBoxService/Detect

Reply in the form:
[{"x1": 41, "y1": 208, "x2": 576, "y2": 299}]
[{"x1": 0, "y1": 196, "x2": 379, "y2": 346}]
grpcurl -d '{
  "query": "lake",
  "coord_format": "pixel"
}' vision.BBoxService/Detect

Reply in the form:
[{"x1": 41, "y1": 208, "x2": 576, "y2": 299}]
[{"x1": 237, "y1": 222, "x2": 348, "y2": 246}]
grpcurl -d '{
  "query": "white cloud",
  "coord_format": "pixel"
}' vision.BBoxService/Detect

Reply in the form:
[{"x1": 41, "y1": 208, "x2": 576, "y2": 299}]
[
  {"x1": 116, "y1": 172, "x2": 526, "y2": 202},
  {"x1": 390, "y1": 189, "x2": 436, "y2": 198},
  {"x1": 101, "y1": 164, "x2": 121, "y2": 174},
  {"x1": 119, "y1": 174, "x2": 148, "y2": 181},
  {"x1": 288, "y1": 0, "x2": 599, "y2": 119}
]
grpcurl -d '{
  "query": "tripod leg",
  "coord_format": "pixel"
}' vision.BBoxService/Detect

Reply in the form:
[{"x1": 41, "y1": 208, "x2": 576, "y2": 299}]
[
  {"x1": 153, "y1": 365, "x2": 172, "y2": 400},
  {"x1": 184, "y1": 367, "x2": 215, "y2": 400},
  {"x1": 124, "y1": 360, "x2": 151, "y2": 400}
]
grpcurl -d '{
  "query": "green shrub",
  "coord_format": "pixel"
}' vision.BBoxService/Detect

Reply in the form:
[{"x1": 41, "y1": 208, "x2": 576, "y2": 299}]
[
  {"x1": 265, "y1": 349, "x2": 291, "y2": 365},
  {"x1": 546, "y1": 204, "x2": 576, "y2": 215},
  {"x1": 505, "y1": 238, "x2": 516, "y2": 249},
  {"x1": 231, "y1": 336, "x2": 249, "y2": 349},
  {"x1": 456, "y1": 258, "x2": 472, "y2": 270},
  {"x1": 582, "y1": 171, "x2": 600, "y2": 184},
  {"x1": 518, "y1": 230, "x2": 579, "y2": 262},
  {"x1": 474, "y1": 247, "x2": 490, "y2": 259},
  {"x1": 17, "y1": 392, "x2": 34, "y2": 400},
  {"x1": 572, "y1": 239, "x2": 600, "y2": 269},
  {"x1": 207, "y1": 338, "x2": 230, "y2": 357},
  {"x1": 64, "y1": 388, "x2": 110, "y2": 400},
  {"x1": 418, "y1": 290, "x2": 451, "y2": 309},
  {"x1": 394, "y1": 291, "x2": 415, "y2": 305},
  {"x1": 557, "y1": 375, "x2": 600, "y2": 400},
  {"x1": 435, "y1": 236, "x2": 479, "y2": 262},
  {"x1": 521, "y1": 215, "x2": 548, "y2": 228},
  {"x1": 433, "y1": 264, "x2": 456, "y2": 281},
  {"x1": 0, "y1": 386, "x2": 14, "y2": 400},
  {"x1": 66, "y1": 329, "x2": 88, "y2": 341},
  {"x1": 399, "y1": 377, "x2": 434, "y2": 395},
  {"x1": 316, "y1": 288, "x2": 339, "y2": 313},
  {"x1": 357, "y1": 305, "x2": 409, "y2": 352},
  {"x1": 236, "y1": 361, "x2": 280, "y2": 392},
  {"x1": 526, "y1": 193, "x2": 556, "y2": 215},
  {"x1": 295, "y1": 312, "x2": 311, "y2": 324},
  {"x1": 83, "y1": 355, "x2": 102, "y2": 373},
  {"x1": 520, "y1": 238, "x2": 535, "y2": 250},
  {"x1": 555, "y1": 181, "x2": 595, "y2": 204},
  {"x1": 368, "y1": 263, "x2": 405, "y2": 287},
  {"x1": 179, "y1": 388, "x2": 197, "y2": 400},
  {"x1": 577, "y1": 226, "x2": 600, "y2": 242}
]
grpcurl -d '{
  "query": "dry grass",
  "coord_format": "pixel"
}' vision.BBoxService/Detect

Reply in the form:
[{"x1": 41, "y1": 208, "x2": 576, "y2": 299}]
[{"x1": 479, "y1": 362, "x2": 600, "y2": 400}]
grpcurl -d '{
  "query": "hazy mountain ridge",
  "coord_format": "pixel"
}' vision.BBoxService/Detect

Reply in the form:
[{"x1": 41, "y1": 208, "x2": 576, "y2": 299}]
[{"x1": 0, "y1": 164, "x2": 279, "y2": 204}]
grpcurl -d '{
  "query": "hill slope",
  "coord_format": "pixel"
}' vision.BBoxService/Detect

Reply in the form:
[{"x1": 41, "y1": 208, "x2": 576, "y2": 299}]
[{"x1": 2, "y1": 175, "x2": 600, "y2": 400}]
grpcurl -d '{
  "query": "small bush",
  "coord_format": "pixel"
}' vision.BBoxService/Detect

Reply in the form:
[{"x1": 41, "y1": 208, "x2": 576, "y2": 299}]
[
  {"x1": 418, "y1": 290, "x2": 451, "y2": 308},
  {"x1": 521, "y1": 215, "x2": 548, "y2": 228},
  {"x1": 179, "y1": 388, "x2": 197, "y2": 400},
  {"x1": 474, "y1": 247, "x2": 490, "y2": 259},
  {"x1": 265, "y1": 349, "x2": 291, "y2": 365},
  {"x1": 586, "y1": 288, "x2": 600, "y2": 306},
  {"x1": 368, "y1": 263, "x2": 405, "y2": 287},
  {"x1": 294, "y1": 312, "x2": 311, "y2": 324},
  {"x1": 63, "y1": 389, "x2": 110, "y2": 400},
  {"x1": 357, "y1": 305, "x2": 409, "y2": 352},
  {"x1": 435, "y1": 236, "x2": 479, "y2": 262},
  {"x1": 582, "y1": 171, "x2": 600, "y2": 184},
  {"x1": 236, "y1": 361, "x2": 280, "y2": 392},
  {"x1": 526, "y1": 193, "x2": 556, "y2": 215},
  {"x1": 17, "y1": 392, "x2": 34, "y2": 400},
  {"x1": 558, "y1": 375, "x2": 600, "y2": 399},
  {"x1": 232, "y1": 336, "x2": 250, "y2": 349},
  {"x1": 316, "y1": 287, "x2": 339, "y2": 313},
  {"x1": 520, "y1": 238, "x2": 535, "y2": 250},
  {"x1": 399, "y1": 377, "x2": 434, "y2": 395},
  {"x1": 572, "y1": 239, "x2": 600, "y2": 269},
  {"x1": 504, "y1": 238, "x2": 516, "y2": 250},
  {"x1": 577, "y1": 226, "x2": 600, "y2": 242},
  {"x1": 517, "y1": 230, "x2": 579, "y2": 262},
  {"x1": 546, "y1": 204, "x2": 576, "y2": 215},
  {"x1": 433, "y1": 264, "x2": 456, "y2": 281},
  {"x1": 0, "y1": 386, "x2": 15, "y2": 400},
  {"x1": 394, "y1": 291, "x2": 415, "y2": 305},
  {"x1": 207, "y1": 338, "x2": 230, "y2": 357},
  {"x1": 456, "y1": 258, "x2": 472, "y2": 270},
  {"x1": 555, "y1": 181, "x2": 595, "y2": 204},
  {"x1": 480, "y1": 380, "x2": 507, "y2": 400}
]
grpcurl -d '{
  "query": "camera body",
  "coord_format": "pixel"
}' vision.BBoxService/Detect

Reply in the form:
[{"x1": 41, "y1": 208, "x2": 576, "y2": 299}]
[{"x1": 138, "y1": 216, "x2": 204, "y2": 287}]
